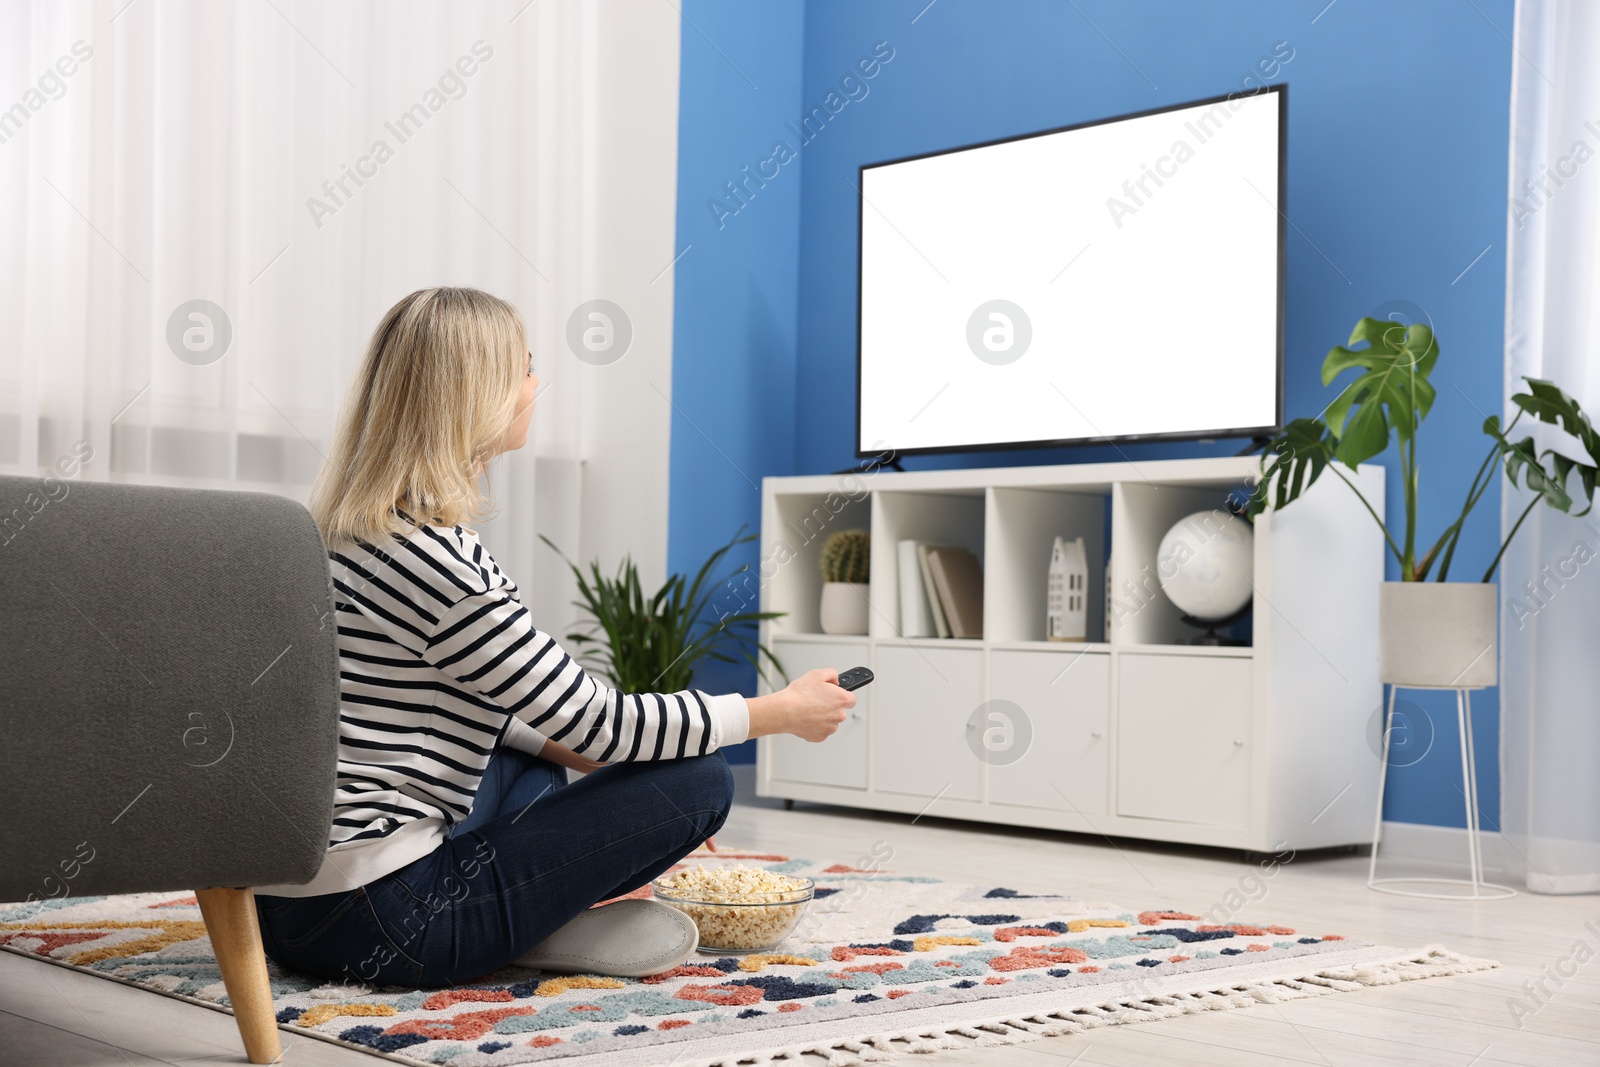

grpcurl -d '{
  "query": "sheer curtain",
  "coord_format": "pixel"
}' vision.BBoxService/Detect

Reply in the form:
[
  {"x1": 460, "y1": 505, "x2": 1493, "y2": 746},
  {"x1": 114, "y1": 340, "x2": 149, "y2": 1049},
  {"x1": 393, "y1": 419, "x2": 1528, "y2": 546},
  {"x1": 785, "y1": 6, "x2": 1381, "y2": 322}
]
[
  {"x1": 1501, "y1": 0, "x2": 1600, "y2": 894},
  {"x1": 0, "y1": 0, "x2": 681, "y2": 632}
]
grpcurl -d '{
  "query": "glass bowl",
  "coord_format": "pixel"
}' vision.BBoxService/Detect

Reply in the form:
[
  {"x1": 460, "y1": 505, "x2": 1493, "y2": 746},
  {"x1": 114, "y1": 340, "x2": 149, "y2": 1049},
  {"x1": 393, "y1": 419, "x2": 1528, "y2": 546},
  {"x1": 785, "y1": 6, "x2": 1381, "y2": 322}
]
[{"x1": 651, "y1": 876, "x2": 814, "y2": 954}]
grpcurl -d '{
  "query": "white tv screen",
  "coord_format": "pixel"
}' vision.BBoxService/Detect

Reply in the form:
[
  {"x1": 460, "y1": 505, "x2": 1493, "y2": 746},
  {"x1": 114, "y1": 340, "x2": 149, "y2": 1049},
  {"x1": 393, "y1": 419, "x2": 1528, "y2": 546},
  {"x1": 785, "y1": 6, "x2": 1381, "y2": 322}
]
[{"x1": 857, "y1": 87, "x2": 1284, "y2": 456}]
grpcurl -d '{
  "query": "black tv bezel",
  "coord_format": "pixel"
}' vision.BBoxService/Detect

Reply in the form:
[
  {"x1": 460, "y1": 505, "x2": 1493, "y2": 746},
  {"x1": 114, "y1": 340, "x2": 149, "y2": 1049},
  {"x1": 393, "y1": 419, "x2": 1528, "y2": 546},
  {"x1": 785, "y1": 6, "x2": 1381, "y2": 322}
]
[{"x1": 854, "y1": 83, "x2": 1288, "y2": 460}]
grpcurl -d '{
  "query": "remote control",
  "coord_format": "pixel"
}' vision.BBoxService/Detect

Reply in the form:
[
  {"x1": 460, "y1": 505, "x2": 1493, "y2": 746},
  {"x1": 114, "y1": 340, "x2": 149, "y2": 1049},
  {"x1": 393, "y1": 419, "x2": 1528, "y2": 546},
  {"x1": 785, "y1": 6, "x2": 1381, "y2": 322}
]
[{"x1": 836, "y1": 666, "x2": 874, "y2": 692}]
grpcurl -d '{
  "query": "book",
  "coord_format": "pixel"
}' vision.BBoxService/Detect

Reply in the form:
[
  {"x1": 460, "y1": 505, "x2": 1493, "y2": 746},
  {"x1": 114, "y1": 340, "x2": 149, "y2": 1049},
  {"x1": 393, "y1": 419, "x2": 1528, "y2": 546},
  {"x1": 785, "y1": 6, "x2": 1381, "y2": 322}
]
[
  {"x1": 917, "y1": 543, "x2": 950, "y2": 638},
  {"x1": 927, "y1": 546, "x2": 984, "y2": 639},
  {"x1": 897, "y1": 539, "x2": 935, "y2": 638}
]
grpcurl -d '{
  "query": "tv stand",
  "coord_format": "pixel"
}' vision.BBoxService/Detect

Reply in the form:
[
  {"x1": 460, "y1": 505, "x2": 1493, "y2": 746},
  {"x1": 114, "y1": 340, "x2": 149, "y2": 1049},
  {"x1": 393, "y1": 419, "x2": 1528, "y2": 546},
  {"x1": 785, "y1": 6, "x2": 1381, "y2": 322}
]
[
  {"x1": 1234, "y1": 435, "x2": 1274, "y2": 456},
  {"x1": 755, "y1": 454, "x2": 1385, "y2": 853},
  {"x1": 832, "y1": 455, "x2": 905, "y2": 476}
]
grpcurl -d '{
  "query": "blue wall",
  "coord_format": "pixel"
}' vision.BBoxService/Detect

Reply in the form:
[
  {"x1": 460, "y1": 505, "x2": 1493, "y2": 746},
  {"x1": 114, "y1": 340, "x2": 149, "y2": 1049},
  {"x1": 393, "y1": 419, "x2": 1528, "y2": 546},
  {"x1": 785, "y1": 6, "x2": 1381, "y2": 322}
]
[
  {"x1": 672, "y1": 0, "x2": 1513, "y2": 826},
  {"x1": 670, "y1": 4, "x2": 808, "y2": 763}
]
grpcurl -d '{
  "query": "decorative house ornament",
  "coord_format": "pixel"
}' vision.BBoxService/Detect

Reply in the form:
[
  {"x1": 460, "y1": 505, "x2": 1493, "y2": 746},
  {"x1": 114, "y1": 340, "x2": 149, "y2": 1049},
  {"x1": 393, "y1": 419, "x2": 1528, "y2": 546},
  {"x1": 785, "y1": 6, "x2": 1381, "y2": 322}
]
[
  {"x1": 819, "y1": 528, "x2": 870, "y2": 635},
  {"x1": 1047, "y1": 535, "x2": 1088, "y2": 641},
  {"x1": 1104, "y1": 552, "x2": 1114, "y2": 641}
]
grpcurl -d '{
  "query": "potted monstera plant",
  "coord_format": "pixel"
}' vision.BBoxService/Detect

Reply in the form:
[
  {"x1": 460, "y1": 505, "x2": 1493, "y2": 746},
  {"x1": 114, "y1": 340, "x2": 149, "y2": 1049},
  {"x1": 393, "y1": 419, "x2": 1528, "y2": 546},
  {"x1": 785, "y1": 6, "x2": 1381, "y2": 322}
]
[{"x1": 1248, "y1": 316, "x2": 1598, "y2": 688}]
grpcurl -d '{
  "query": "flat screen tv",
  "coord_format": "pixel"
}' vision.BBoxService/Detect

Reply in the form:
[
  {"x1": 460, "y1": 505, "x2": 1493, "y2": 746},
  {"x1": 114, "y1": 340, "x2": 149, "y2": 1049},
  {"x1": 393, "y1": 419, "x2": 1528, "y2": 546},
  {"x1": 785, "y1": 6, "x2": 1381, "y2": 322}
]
[{"x1": 856, "y1": 85, "x2": 1285, "y2": 457}]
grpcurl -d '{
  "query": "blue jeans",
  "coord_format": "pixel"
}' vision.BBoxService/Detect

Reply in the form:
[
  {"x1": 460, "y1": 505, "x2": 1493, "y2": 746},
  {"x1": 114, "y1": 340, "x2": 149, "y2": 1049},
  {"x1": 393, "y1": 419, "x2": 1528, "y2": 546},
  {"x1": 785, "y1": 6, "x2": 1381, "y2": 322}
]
[{"x1": 255, "y1": 748, "x2": 733, "y2": 988}]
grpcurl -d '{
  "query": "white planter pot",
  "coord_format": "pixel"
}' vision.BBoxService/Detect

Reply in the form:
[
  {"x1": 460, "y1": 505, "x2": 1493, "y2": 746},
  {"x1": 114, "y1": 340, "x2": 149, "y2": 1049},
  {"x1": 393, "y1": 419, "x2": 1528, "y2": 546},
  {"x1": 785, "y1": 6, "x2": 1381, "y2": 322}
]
[
  {"x1": 819, "y1": 581, "x2": 870, "y2": 635},
  {"x1": 1378, "y1": 581, "x2": 1497, "y2": 688}
]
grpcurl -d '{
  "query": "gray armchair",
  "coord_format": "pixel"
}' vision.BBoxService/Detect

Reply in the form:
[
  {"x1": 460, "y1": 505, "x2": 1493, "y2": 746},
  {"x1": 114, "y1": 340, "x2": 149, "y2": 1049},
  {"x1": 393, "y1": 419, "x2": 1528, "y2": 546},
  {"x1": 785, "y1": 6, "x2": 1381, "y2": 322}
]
[{"x1": 0, "y1": 473, "x2": 340, "y2": 1064}]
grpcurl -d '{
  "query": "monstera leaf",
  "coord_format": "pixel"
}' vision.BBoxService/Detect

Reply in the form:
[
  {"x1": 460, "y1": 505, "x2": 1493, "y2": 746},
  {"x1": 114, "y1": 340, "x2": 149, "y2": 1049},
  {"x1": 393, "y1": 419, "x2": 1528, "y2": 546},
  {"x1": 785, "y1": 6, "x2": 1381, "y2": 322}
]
[
  {"x1": 1500, "y1": 378, "x2": 1600, "y2": 515},
  {"x1": 1246, "y1": 417, "x2": 1337, "y2": 519},
  {"x1": 1321, "y1": 317, "x2": 1439, "y2": 468},
  {"x1": 1496, "y1": 432, "x2": 1574, "y2": 512}
]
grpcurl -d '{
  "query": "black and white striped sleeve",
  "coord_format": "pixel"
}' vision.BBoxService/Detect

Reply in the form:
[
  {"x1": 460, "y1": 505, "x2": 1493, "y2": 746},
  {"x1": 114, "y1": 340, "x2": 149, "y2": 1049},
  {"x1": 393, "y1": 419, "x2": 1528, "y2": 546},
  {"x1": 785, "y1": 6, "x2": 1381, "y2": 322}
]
[{"x1": 422, "y1": 574, "x2": 749, "y2": 762}]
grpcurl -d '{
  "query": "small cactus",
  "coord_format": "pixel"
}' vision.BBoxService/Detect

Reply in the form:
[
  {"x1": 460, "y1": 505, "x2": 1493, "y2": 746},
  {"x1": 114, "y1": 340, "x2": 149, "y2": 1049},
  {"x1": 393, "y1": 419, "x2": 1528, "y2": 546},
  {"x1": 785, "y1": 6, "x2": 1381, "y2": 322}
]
[{"x1": 821, "y1": 529, "x2": 870, "y2": 584}]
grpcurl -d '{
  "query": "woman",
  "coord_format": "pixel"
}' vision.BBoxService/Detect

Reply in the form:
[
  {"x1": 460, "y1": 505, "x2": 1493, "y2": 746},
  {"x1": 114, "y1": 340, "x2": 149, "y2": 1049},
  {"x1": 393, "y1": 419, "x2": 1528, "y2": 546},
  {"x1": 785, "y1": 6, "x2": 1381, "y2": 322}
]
[{"x1": 254, "y1": 287, "x2": 852, "y2": 987}]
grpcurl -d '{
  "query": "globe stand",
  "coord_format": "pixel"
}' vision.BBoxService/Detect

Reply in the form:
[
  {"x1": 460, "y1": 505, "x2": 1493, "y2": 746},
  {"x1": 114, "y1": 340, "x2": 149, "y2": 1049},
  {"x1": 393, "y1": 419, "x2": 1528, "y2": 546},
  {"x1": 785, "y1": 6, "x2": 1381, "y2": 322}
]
[{"x1": 1176, "y1": 602, "x2": 1251, "y2": 646}]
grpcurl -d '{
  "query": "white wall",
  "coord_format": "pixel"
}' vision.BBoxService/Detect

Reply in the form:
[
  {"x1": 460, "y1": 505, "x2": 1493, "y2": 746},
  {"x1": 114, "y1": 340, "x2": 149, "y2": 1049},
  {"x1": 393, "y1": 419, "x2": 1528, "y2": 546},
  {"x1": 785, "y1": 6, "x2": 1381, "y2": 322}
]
[{"x1": 476, "y1": 0, "x2": 684, "y2": 635}]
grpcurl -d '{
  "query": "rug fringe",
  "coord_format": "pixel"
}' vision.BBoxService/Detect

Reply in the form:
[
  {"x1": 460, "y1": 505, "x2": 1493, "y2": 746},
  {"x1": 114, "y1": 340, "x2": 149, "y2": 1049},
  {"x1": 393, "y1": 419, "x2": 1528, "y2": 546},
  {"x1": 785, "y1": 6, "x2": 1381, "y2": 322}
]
[{"x1": 686, "y1": 945, "x2": 1497, "y2": 1067}]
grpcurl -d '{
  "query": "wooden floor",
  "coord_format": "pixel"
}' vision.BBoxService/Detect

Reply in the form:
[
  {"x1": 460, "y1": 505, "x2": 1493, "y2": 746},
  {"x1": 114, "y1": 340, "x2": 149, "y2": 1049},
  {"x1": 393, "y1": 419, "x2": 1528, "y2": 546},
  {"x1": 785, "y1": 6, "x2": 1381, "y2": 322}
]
[{"x1": 3, "y1": 768, "x2": 1596, "y2": 1066}]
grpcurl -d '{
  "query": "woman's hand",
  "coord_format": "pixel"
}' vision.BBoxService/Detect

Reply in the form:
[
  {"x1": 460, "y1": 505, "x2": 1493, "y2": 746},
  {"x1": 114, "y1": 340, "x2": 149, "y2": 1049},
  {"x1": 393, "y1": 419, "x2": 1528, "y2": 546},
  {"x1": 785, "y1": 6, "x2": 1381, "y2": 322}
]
[
  {"x1": 746, "y1": 668, "x2": 854, "y2": 743},
  {"x1": 540, "y1": 739, "x2": 605, "y2": 775}
]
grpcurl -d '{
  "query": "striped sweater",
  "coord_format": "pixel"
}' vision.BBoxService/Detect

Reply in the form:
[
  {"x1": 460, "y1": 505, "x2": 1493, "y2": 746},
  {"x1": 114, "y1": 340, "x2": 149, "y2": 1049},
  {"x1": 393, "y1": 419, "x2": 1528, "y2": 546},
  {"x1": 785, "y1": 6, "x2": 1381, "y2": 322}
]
[{"x1": 257, "y1": 522, "x2": 748, "y2": 897}]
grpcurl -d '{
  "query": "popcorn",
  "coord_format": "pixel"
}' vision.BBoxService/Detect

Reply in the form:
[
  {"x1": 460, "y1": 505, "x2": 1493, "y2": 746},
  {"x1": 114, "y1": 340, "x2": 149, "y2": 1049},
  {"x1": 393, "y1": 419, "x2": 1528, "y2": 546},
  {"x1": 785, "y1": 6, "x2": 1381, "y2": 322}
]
[
  {"x1": 655, "y1": 864, "x2": 810, "y2": 903},
  {"x1": 653, "y1": 865, "x2": 813, "y2": 951}
]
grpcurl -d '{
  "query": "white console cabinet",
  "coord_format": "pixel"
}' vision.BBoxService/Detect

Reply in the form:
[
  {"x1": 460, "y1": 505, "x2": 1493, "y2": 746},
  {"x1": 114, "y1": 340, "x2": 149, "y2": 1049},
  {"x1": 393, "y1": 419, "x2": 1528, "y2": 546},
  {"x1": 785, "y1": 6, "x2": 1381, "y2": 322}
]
[{"x1": 755, "y1": 456, "x2": 1385, "y2": 853}]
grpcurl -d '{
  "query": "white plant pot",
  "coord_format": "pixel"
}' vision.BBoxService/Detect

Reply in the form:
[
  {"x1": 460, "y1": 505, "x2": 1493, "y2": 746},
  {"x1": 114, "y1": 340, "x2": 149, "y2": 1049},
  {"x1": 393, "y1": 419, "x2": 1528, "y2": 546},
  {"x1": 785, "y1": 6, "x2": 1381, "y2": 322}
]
[
  {"x1": 819, "y1": 581, "x2": 870, "y2": 635},
  {"x1": 1378, "y1": 581, "x2": 1497, "y2": 688}
]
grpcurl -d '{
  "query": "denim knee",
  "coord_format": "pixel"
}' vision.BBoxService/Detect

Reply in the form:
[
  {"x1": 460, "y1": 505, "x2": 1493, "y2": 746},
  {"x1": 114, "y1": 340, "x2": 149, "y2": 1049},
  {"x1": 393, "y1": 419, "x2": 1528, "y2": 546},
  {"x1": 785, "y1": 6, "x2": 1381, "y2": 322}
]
[
  {"x1": 667, "y1": 750, "x2": 734, "y2": 818},
  {"x1": 704, "y1": 749, "x2": 735, "y2": 810}
]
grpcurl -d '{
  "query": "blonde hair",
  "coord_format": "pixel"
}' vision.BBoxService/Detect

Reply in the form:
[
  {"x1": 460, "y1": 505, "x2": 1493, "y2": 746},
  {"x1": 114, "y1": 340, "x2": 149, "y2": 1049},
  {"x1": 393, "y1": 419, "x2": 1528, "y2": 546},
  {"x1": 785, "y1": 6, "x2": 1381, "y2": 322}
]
[{"x1": 311, "y1": 287, "x2": 527, "y2": 547}]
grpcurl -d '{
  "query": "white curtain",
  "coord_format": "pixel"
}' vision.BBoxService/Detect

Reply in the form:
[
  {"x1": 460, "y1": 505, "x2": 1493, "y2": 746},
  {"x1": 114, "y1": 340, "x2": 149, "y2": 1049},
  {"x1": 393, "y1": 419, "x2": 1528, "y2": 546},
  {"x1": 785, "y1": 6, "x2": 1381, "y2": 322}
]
[
  {"x1": 0, "y1": 0, "x2": 682, "y2": 631},
  {"x1": 1501, "y1": 0, "x2": 1600, "y2": 894}
]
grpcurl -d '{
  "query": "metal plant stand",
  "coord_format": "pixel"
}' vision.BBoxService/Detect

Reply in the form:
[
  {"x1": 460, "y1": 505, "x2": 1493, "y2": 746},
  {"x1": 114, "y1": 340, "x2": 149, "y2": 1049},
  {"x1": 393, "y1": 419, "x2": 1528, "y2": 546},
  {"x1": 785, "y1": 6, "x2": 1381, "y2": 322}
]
[{"x1": 1368, "y1": 683, "x2": 1517, "y2": 900}]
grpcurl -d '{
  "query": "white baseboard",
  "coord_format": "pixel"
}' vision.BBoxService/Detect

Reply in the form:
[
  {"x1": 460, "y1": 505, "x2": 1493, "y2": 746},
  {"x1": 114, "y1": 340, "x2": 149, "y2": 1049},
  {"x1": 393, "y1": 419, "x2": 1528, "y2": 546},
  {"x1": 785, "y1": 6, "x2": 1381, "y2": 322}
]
[
  {"x1": 1373, "y1": 820, "x2": 1508, "y2": 871},
  {"x1": 734, "y1": 773, "x2": 1509, "y2": 875}
]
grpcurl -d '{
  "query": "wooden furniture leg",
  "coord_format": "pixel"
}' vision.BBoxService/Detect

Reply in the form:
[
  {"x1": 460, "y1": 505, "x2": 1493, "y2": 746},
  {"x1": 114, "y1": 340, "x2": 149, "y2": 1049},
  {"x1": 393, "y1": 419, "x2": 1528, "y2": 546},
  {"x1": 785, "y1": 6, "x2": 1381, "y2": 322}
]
[{"x1": 196, "y1": 887, "x2": 282, "y2": 1064}]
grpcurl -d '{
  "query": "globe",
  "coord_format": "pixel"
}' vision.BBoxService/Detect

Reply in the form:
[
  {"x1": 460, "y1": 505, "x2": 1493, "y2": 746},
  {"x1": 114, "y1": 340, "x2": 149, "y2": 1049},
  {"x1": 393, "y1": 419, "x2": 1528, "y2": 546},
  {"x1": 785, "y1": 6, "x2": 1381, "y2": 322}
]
[{"x1": 1156, "y1": 510, "x2": 1254, "y2": 620}]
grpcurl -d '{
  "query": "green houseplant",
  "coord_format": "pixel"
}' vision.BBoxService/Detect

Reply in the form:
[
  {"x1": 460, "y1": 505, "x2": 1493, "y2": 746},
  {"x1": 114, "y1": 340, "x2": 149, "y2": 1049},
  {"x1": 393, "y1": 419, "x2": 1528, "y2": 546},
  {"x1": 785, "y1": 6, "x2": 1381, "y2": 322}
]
[
  {"x1": 818, "y1": 528, "x2": 871, "y2": 636},
  {"x1": 1248, "y1": 316, "x2": 1599, "y2": 686},
  {"x1": 539, "y1": 528, "x2": 785, "y2": 693}
]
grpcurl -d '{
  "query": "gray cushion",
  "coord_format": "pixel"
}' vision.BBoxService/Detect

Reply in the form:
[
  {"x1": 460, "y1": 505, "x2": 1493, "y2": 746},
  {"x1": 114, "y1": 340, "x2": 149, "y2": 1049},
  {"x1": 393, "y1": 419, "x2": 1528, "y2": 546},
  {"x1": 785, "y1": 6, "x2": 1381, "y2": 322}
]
[{"x1": 0, "y1": 474, "x2": 339, "y2": 901}]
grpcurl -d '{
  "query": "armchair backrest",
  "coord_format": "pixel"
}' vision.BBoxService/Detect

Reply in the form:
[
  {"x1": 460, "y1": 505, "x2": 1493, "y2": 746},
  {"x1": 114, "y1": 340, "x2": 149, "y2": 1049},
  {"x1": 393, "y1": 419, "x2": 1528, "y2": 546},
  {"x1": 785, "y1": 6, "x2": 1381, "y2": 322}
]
[{"x1": 0, "y1": 474, "x2": 340, "y2": 902}]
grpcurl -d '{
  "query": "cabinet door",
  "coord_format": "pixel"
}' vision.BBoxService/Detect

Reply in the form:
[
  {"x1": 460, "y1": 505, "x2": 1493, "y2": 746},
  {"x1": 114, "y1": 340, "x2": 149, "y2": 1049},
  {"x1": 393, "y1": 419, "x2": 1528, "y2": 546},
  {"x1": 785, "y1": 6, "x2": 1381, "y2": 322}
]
[
  {"x1": 1117, "y1": 654, "x2": 1253, "y2": 827},
  {"x1": 872, "y1": 645, "x2": 984, "y2": 801},
  {"x1": 766, "y1": 641, "x2": 869, "y2": 789},
  {"x1": 988, "y1": 650, "x2": 1109, "y2": 814}
]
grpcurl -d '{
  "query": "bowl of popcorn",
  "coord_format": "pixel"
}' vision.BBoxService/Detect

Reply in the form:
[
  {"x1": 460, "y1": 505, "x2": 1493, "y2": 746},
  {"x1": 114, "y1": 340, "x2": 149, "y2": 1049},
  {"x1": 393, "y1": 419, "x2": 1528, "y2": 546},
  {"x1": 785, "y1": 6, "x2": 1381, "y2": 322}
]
[{"x1": 652, "y1": 865, "x2": 814, "y2": 954}]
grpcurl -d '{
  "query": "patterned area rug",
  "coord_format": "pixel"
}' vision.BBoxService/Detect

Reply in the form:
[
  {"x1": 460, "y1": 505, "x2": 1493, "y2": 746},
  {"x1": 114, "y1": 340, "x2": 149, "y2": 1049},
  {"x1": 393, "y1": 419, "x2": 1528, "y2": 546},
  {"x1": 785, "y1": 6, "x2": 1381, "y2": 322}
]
[{"x1": 1, "y1": 849, "x2": 1495, "y2": 1067}]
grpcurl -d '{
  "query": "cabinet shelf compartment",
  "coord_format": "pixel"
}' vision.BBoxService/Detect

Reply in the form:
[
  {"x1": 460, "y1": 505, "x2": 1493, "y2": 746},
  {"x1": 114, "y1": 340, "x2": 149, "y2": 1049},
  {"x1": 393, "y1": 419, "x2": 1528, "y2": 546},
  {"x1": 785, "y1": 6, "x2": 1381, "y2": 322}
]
[
  {"x1": 986, "y1": 486, "x2": 1109, "y2": 644},
  {"x1": 871, "y1": 643, "x2": 983, "y2": 802},
  {"x1": 987, "y1": 647, "x2": 1110, "y2": 815},
  {"x1": 1109, "y1": 480, "x2": 1257, "y2": 647},
  {"x1": 766, "y1": 638, "x2": 869, "y2": 789},
  {"x1": 871, "y1": 489, "x2": 986, "y2": 640},
  {"x1": 763, "y1": 488, "x2": 872, "y2": 637}
]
